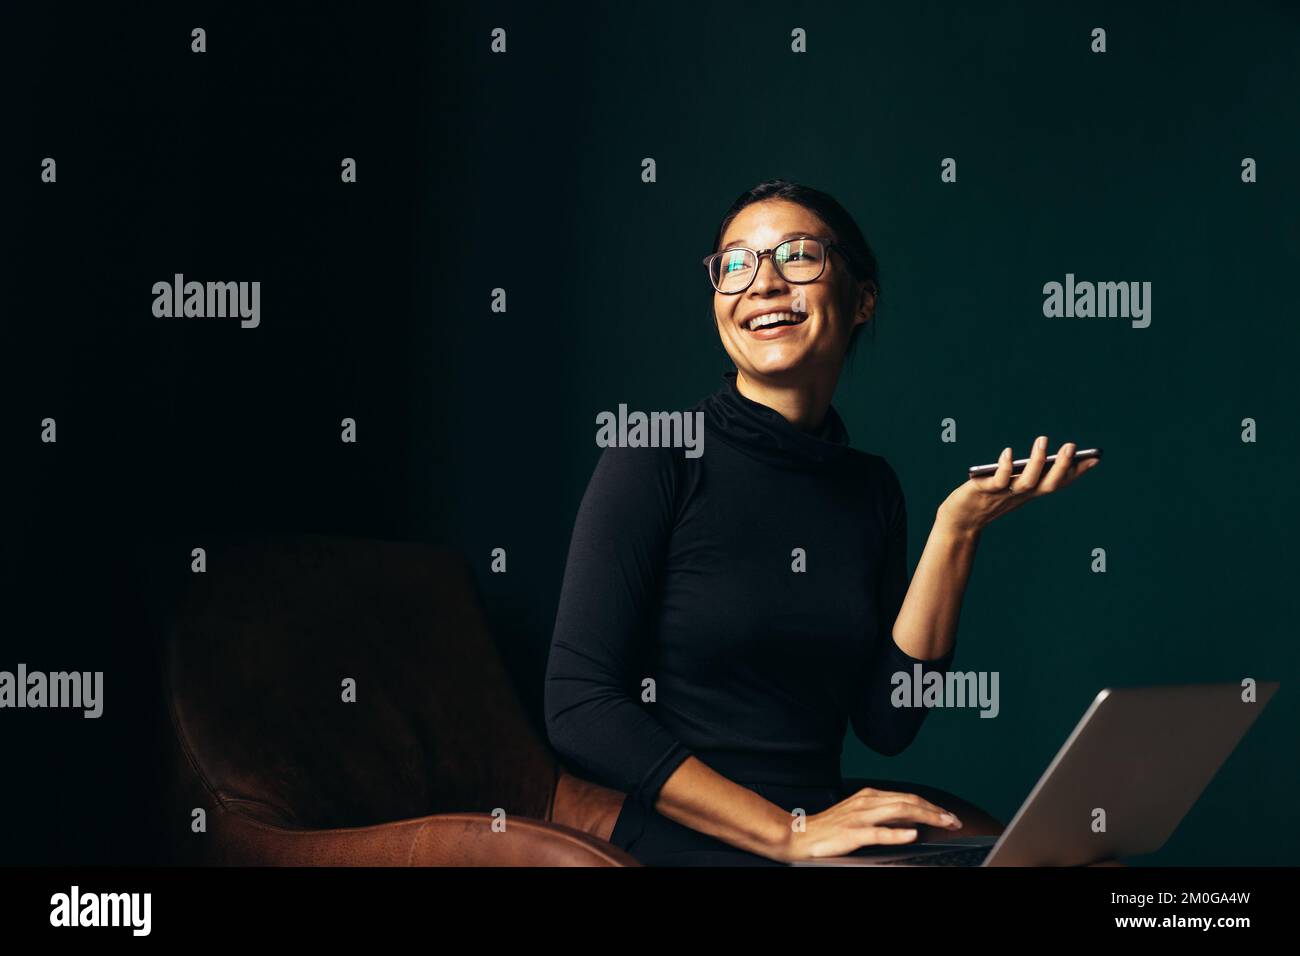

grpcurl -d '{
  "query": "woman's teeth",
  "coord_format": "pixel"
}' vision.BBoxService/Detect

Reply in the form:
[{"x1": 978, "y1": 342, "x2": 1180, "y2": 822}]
[{"x1": 746, "y1": 312, "x2": 805, "y2": 330}]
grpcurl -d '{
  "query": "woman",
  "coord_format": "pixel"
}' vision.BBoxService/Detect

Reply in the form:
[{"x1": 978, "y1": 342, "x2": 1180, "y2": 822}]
[{"x1": 544, "y1": 180, "x2": 1100, "y2": 866}]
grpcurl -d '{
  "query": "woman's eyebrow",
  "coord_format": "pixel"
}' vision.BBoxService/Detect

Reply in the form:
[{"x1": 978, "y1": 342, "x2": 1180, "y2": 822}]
[{"x1": 720, "y1": 231, "x2": 810, "y2": 251}]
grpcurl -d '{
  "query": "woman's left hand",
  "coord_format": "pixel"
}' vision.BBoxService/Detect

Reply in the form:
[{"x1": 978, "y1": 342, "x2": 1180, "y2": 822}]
[{"x1": 936, "y1": 436, "x2": 1100, "y2": 537}]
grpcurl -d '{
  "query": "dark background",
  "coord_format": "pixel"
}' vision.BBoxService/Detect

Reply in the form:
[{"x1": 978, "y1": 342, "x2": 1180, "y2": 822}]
[{"x1": 5, "y1": 0, "x2": 1297, "y2": 865}]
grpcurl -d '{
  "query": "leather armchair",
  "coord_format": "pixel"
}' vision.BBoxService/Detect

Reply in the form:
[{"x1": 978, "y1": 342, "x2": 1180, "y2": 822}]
[
  {"x1": 161, "y1": 533, "x2": 1001, "y2": 866},
  {"x1": 162, "y1": 534, "x2": 635, "y2": 866}
]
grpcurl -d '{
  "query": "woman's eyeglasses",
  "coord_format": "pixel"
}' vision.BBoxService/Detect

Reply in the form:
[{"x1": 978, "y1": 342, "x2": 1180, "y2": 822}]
[{"x1": 702, "y1": 235, "x2": 844, "y2": 294}]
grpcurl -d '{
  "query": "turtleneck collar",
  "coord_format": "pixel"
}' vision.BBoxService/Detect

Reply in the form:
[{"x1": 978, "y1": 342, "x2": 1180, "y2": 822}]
[{"x1": 696, "y1": 372, "x2": 851, "y2": 468}]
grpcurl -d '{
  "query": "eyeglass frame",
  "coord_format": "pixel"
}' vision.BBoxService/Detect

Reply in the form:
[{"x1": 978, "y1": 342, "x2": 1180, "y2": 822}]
[{"x1": 701, "y1": 234, "x2": 874, "y2": 295}]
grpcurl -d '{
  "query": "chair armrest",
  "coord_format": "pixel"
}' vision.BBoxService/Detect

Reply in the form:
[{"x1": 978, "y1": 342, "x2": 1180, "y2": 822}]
[
  {"x1": 201, "y1": 809, "x2": 641, "y2": 866},
  {"x1": 549, "y1": 769, "x2": 627, "y2": 843}
]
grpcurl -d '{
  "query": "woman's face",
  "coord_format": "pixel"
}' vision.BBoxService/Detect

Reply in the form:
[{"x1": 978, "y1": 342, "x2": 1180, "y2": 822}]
[{"x1": 712, "y1": 199, "x2": 874, "y2": 384}]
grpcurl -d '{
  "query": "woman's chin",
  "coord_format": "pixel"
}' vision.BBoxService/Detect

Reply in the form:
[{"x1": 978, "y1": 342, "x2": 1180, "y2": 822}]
[{"x1": 743, "y1": 348, "x2": 816, "y2": 379}]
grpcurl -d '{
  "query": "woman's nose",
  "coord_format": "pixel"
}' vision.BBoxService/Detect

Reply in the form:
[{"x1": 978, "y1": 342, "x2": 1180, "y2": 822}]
[{"x1": 751, "y1": 254, "x2": 787, "y2": 290}]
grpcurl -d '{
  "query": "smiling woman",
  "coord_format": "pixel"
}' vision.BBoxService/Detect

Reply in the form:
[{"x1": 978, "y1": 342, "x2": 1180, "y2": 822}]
[
  {"x1": 544, "y1": 179, "x2": 1098, "y2": 867},
  {"x1": 705, "y1": 202, "x2": 880, "y2": 403}
]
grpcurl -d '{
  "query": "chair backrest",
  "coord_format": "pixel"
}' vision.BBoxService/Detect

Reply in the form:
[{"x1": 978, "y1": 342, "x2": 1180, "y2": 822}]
[{"x1": 164, "y1": 534, "x2": 556, "y2": 830}]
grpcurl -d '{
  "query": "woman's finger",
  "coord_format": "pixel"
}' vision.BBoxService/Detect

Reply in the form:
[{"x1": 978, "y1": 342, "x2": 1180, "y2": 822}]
[
  {"x1": 1010, "y1": 435, "x2": 1049, "y2": 493},
  {"x1": 1059, "y1": 456, "x2": 1100, "y2": 488},
  {"x1": 1034, "y1": 441, "x2": 1076, "y2": 494},
  {"x1": 973, "y1": 445, "x2": 1015, "y2": 493},
  {"x1": 861, "y1": 827, "x2": 920, "y2": 845},
  {"x1": 851, "y1": 788, "x2": 958, "y2": 824},
  {"x1": 859, "y1": 802, "x2": 963, "y2": 830}
]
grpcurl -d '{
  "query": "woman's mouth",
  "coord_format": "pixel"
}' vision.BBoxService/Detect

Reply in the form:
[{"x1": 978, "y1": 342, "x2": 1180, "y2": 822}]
[{"x1": 743, "y1": 311, "x2": 808, "y2": 338}]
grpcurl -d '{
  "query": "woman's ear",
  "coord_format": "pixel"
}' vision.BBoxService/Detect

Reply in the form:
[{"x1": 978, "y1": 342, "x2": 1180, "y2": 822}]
[{"x1": 853, "y1": 281, "x2": 877, "y2": 327}]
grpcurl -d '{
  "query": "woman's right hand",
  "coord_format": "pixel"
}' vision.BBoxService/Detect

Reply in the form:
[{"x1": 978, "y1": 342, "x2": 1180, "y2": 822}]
[{"x1": 773, "y1": 786, "x2": 964, "y2": 862}]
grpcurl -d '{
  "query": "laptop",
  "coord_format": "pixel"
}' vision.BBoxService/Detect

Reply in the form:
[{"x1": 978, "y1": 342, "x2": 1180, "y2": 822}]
[{"x1": 792, "y1": 681, "x2": 1279, "y2": 866}]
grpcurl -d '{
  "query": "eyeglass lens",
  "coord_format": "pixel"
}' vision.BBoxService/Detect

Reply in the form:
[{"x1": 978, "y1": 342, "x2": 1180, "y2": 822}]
[{"x1": 710, "y1": 238, "x2": 826, "y2": 292}]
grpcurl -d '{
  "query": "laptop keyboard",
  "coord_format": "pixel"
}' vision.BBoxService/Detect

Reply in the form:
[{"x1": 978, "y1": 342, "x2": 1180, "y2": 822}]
[{"x1": 879, "y1": 846, "x2": 992, "y2": 866}]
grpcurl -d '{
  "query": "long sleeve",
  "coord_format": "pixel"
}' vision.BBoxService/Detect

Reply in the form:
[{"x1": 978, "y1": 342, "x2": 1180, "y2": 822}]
[
  {"x1": 544, "y1": 446, "x2": 694, "y2": 811},
  {"x1": 850, "y1": 459, "x2": 956, "y2": 756}
]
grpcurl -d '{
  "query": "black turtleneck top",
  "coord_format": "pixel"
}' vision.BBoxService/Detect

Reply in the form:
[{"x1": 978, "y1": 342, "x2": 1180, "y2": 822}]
[{"x1": 544, "y1": 373, "x2": 957, "y2": 813}]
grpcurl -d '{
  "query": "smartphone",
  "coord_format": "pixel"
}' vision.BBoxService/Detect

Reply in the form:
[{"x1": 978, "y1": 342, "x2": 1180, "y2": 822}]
[{"x1": 968, "y1": 447, "x2": 1102, "y2": 481}]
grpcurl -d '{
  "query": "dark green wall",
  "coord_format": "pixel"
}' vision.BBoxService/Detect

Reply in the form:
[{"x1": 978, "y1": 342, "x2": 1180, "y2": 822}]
[
  {"x1": 433, "y1": 0, "x2": 1299, "y2": 865},
  {"x1": 8, "y1": 1, "x2": 1295, "y2": 865}
]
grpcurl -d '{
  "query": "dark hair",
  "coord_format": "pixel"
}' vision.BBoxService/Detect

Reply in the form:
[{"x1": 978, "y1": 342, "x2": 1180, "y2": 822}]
[{"x1": 707, "y1": 179, "x2": 881, "y2": 359}]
